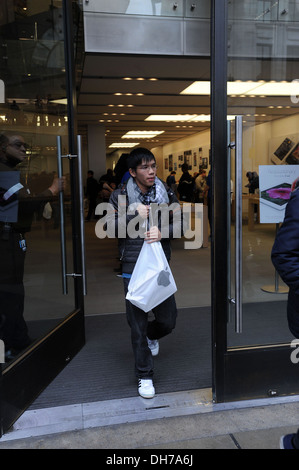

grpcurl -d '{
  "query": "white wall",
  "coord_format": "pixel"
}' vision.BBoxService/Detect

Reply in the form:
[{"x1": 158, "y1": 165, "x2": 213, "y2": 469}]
[
  {"x1": 106, "y1": 113, "x2": 299, "y2": 189},
  {"x1": 155, "y1": 114, "x2": 299, "y2": 191}
]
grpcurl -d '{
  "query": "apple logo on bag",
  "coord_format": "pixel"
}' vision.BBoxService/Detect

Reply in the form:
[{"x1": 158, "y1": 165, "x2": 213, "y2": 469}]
[{"x1": 157, "y1": 269, "x2": 171, "y2": 287}]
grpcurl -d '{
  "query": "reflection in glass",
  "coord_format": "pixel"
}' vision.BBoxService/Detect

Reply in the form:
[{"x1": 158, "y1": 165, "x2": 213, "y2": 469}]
[
  {"x1": 0, "y1": 1, "x2": 74, "y2": 367},
  {"x1": 227, "y1": 1, "x2": 299, "y2": 348}
]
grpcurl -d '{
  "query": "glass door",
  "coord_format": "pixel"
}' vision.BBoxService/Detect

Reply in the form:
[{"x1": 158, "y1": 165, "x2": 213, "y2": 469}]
[
  {"x1": 0, "y1": 0, "x2": 85, "y2": 435},
  {"x1": 212, "y1": 0, "x2": 299, "y2": 402}
]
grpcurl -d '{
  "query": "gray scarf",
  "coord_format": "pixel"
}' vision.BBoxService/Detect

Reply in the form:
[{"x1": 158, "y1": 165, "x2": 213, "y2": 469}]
[{"x1": 126, "y1": 176, "x2": 169, "y2": 207}]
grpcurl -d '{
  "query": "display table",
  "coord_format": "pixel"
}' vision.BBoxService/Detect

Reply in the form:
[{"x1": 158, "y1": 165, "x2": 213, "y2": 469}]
[
  {"x1": 247, "y1": 195, "x2": 260, "y2": 231},
  {"x1": 231, "y1": 194, "x2": 259, "y2": 231}
]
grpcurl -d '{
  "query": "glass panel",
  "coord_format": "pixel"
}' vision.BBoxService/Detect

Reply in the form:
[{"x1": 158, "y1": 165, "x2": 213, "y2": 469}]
[
  {"x1": 227, "y1": 0, "x2": 299, "y2": 348},
  {"x1": 0, "y1": 1, "x2": 74, "y2": 367},
  {"x1": 83, "y1": 0, "x2": 184, "y2": 17}
]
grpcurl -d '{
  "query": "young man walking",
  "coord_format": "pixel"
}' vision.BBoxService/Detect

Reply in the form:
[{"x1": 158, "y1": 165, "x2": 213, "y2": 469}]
[{"x1": 108, "y1": 147, "x2": 182, "y2": 398}]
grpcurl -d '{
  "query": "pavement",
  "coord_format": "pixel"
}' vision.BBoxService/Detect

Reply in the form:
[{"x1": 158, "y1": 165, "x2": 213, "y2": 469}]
[{"x1": 0, "y1": 388, "x2": 298, "y2": 449}]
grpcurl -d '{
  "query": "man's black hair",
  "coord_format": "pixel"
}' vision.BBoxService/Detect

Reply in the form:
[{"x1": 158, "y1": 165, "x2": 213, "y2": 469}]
[{"x1": 127, "y1": 147, "x2": 155, "y2": 170}]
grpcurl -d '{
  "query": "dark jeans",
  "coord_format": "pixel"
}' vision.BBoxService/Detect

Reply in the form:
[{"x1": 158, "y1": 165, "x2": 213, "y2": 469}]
[
  {"x1": 123, "y1": 277, "x2": 177, "y2": 379},
  {"x1": 0, "y1": 231, "x2": 30, "y2": 351},
  {"x1": 0, "y1": 285, "x2": 29, "y2": 351}
]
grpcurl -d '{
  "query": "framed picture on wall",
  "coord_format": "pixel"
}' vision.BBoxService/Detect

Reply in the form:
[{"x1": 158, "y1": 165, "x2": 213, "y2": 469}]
[
  {"x1": 184, "y1": 150, "x2": 191, "y2": 165},
  {"x1": 164, "y1": 158, "x2": 168, "y2": 170},
  {"x1": 202, "y1": 157, "x2": 208, "y2": 169},
  {"x1": 285, "y1": 143, "x2": 299, "y2": 165},
  {"x1": 271, "y1": 137, "x2": 295, "y2": 165},
  {"x1": 193, "y1": 151, "x2": 197, "y2": 167}
]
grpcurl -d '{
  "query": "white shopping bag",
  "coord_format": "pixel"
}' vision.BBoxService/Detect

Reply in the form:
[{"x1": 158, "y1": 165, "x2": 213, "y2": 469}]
[{"x1": 126, "y1": 241, "x2": 177, "y2": 312}]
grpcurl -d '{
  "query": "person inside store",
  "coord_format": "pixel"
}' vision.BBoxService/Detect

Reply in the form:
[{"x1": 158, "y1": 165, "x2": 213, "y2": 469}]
[
  {"x1": 99, "y1": 168, "x2": 116, "y2": 187},
  {"x1": 166, "y1": 170, "x2": 177, "y2": 192},
  {"x1": 0, "y1": 132, "x2": 65, "y2": 361},
  {"x1": 271, "y1": 176, "x2": 299, "y2": 449},
  {"x1": 85, "y1": 170, "x2": 100, "y2": 221},
  {"x1": 245, "y1": 171, "x2": 259, "y2": 219},
  {"x1": 177, "y1": 163, "x2": 194, "y2": 202},
  {"x1": 194, "y1": 168, "x2": 207, "y2": 203},
  {"x1": 245, "y1": 171, "x2": 259, "y2": 194},
  {"x1": 107, "y1": 147, "x2": 183, "y2": 399}
]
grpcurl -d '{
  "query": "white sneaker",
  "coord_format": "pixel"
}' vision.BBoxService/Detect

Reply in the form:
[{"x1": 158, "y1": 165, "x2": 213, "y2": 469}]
[
  {"x1": 147, "y1": 337, "x2": 159, "y2": 356},
  {"x1": 138, "y1": 379, "x2": 155, "y2": 399}
]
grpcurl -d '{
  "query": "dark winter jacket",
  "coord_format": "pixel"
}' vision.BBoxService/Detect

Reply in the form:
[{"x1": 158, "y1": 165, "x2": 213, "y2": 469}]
[
  {"x1": 108, "y1": 180, "x2": 183, "y2": 274},
  {"x1": 271, "y1": 188, "x2": 299, "y2": 337}
]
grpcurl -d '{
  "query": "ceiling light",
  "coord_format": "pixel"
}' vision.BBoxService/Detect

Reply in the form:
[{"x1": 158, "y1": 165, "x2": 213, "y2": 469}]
[
  {"x1": 50, "y1": 98, "x2": 67, "y2": 105},
  {"x1": 180, "y1": 80, "x2": 299, "y2": 97},
  {"x1": 145, "y1": 115, "x2": 198, "y2": 122},
  {"x1": 109, "y1": 142, "x2": 139, "y2": 148},
  {"x1": 145, "y1": 114, "x2": 235, "y2": 122},
  {"x1": 122, "y1": 130, "x2": 165, "y2": 139}
]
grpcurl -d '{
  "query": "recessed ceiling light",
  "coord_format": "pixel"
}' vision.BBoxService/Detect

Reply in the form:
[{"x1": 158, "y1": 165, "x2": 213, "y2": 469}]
[
  {"x1": 109, "y1": 142, "x2": 139, "y2": 148},
  {"x1": 145, "y1": 114, "x2": 235, "y2": 122},
  {"x1": 180, "y1": 80, "x2": 299, "y2": 97},
  {"x1": 145, "y1": 115, "x2": 198, "y2": 122},
  {"x1": 122, "y1": 130, "x2": 165, "y2": 139}
]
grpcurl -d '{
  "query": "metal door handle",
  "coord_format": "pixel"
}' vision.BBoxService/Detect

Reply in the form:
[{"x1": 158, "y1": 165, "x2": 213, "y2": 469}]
[
  {"x1": 56, "y1": 135, "x2": 87, "y2": 295},
  {"x1": 77, "y1": 135, "x2": 87, "y2": 296},
  {"x1": 235, "y1": 115, "x2": 243, "y2": 333},
  {"x1": 57, "y1": 135, "x2": 68, "y2": 294}
]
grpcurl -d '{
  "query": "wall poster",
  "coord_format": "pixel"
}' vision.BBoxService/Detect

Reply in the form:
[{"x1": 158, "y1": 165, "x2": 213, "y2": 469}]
[{"x1": 259, "y1": 165, "x2": 299, "y2": 224}]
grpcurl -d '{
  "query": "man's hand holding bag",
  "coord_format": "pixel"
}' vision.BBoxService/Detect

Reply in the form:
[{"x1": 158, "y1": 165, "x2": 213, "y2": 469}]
[{"x1": 126, "y1": 240, "x2": 177, "y2": 313}]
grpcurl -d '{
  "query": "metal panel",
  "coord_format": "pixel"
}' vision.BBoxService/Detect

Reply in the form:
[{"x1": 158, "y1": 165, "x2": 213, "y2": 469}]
[
  {"x1": 1, "y1": 310, "x2": 85, "y2": 435},
  {"x1": 223, "y1": 346, "x2": 299, "y2": 402},
  {"x1": 211, "y1": 0, "x2": 228, "y2": 403},
  {"x1": 184, "y1": 18, "x2": 210, "y2": 55},
  {"x1": 185, "y1": 0, "x2": 210, "y2": 18},
  {"x1": 84, "y1": 13, "x2": 184, "y2": 54},
  {"x1": 83, "y1": 0, "x2": 184, "y2": 17}
]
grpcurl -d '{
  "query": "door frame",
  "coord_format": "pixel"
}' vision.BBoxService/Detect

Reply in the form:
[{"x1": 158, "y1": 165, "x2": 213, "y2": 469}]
[
  {"x1": 211, "y1": 0, "x2": 299, "y2": 403},
  {"x1": 0, "y1": 0, "x2": 85, "y2": 436}
]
